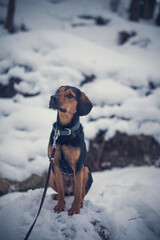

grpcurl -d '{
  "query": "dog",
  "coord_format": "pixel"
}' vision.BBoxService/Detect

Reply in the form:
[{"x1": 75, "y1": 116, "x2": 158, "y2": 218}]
[{"x1": 48, "y1": 85, "x2": 93, "y2": 215}]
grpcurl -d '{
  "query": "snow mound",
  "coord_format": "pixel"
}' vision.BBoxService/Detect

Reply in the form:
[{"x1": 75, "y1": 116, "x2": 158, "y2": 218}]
[
  {"x1": 0, "y1": 0, "x2": 160, "y2": 182},
  {"x1": 0, "y1": 189, "x2": 114, "y2": 240},
  {"x1": 0, "y1": 167, "x2": 160, "y2": 240}
]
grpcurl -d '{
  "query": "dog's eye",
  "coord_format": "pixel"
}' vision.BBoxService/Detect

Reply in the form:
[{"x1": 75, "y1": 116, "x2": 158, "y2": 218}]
[{"x1": 66, "y1": 93, "x2": 74, "y2": 99}]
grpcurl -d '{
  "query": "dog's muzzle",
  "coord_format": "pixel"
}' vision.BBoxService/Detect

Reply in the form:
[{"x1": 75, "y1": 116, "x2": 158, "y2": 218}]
[
  {"x1": 49, "y1": 95, "x2": 66, "y2": 113},
  {"x1": 49, "y1": 95, "x2": 58, "y2": 109}
]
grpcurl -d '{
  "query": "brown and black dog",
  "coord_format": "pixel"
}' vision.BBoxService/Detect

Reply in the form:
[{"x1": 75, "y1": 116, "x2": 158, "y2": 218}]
[{"x1": 48, "y1": 86, "x2": 93, "y2": 215}]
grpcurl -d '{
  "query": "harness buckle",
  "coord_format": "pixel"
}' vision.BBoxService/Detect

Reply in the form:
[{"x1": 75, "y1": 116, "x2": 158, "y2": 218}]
[
  {"x1": 50, "y1": 157, "x2": 54, "y2": 162},
  {"x1": 64, "y1": 128, "x2": 71, "y2": 136}
]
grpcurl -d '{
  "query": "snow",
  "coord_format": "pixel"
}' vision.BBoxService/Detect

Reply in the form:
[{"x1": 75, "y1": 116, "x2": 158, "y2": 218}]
[
  {"x1": 0, "y1": 167, "x2": 160, "y2": 240},
  {"x1": 0, "y1": 0, "x2": 160, "y2": 181},
  {"x1": 0, "y1": 1, "x2": 160, "y2": 238}
]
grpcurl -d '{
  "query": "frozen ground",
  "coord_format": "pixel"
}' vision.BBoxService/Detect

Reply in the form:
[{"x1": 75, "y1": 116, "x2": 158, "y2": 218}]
[
  {"x1": 0, "y1": 166, "x2": 160, "y2": 240},
  {"x1": 0, "y1": 0, "x2": 160, "y2": 181}
]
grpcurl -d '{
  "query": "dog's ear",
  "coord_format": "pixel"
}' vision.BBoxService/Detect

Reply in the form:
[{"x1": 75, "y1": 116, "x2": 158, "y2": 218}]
[{"x1": 77, "y1": 92, "x2": 93, "y2": 116}]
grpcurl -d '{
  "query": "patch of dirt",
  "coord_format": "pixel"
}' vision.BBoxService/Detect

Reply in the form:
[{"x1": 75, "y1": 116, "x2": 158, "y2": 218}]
[{"x1": 91, "y1": 221, "x2": 110, "y2": 240}]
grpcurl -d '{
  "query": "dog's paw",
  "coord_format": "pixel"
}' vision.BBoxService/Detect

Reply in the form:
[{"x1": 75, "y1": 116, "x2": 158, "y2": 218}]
[
  {"x1": 54, "y1": 202, "x2": 65, "y2": 213},
  {"x1": 52, "y1": 193, "x2": 58, "y2": 200},
  {"x1": 68, "y1": 202, "x2": 80, "y2": 216}
]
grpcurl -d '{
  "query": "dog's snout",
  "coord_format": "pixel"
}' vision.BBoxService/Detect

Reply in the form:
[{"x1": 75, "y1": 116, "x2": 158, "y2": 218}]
[
  {"x1": 49, "y1": 95, "x2": 59, "y2": 109},
  {"x1": 51, "y1": 95, "x2": 58, "y2": 102}
]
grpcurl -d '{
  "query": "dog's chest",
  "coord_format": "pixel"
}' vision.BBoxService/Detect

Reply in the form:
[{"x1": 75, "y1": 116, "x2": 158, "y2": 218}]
[
  {"x1": 59, "y1": 155, "x2": 74, "y2": 175},
  {"x1": 59, "y1": 145, "x2": 80, "y2": 174}
]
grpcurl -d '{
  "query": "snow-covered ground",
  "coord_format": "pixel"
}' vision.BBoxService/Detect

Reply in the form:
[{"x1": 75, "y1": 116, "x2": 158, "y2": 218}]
[
  {"x1": 0, "y1": 167, "x2": 160, "y2": 240},
  {"x1": 0, "y1": 0, "x2": 160, "y2": 181}
]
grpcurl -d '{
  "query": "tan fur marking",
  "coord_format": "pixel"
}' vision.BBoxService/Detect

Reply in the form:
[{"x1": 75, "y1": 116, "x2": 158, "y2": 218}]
[
  {"x1": 82, "y1": 166, "x2": 89, "y2": 205},
  {"x1": 58, "y1": 111, "x2": 75, "y2": 125},
  {"x1": 49, "y1": 171, "x2": 57, "y2": 192},
  {"x1": 49, "y1": 144, "x2": 65, "y2": 212},
  {"x1": 62, "y1": 145, "x2": 81, "y2": 171},
  {"x1": 57, "y1": 89, "x2": 78, "y2": 125},
  {"x1": 62, "y1": 145, "x2": 82, "y2": 215},
  {"x1": 68, "y1": 167, "x2": 83, "y2": 215},
  {"x1": 63, "y1": 175, "x2": 74, "y2": 195},
  {"x1": 58, "y1": 87, "x2": 65, "y2": 94},
  {"x1": 48, "y1": 145, "x2": 52, "y2": 158},
  {"x1": 53, "y1": 164, "x2": 65, "y2": 212}
]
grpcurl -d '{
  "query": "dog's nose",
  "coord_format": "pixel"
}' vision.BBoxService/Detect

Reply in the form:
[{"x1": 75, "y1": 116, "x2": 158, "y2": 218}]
[{"x1": 51, "y1": 95, "x2": 58, "y2": 102}]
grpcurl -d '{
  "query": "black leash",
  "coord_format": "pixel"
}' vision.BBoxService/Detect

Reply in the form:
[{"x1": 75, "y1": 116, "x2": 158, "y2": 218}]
[{"x1": 23, "y1": 132, "x2": 58, "y2": 240}]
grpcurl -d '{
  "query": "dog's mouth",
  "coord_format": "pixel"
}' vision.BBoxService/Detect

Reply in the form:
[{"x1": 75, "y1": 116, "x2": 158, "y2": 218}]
[{"x1": 49, "y1": 99, "x2": 67, "y2": 113}]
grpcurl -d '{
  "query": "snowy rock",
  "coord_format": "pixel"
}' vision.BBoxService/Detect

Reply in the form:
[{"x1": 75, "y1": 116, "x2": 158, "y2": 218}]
[{"x1": 0, "y1": 172, "x2": 47, "y2": 196}]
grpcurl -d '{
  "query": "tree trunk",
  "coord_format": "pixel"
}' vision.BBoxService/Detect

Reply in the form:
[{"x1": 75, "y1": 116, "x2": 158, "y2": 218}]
[
  {"x1": 141, "y1": 0, "x2": 156, "y2": 19},
  {"x1": 110, "y1": 0, "x2": 120, "y2": 12},
  {"x1": 129, "y1": 0, "x2": 140, "y2": 21},
  {"x1": 5, "y1": 0, "x2": 15, "y2": 33},
  {"x1": 155, "y1": 3, "x2": 160, "y2": 26}
]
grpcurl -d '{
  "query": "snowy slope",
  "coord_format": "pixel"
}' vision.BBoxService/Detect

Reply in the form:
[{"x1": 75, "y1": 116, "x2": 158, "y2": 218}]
[
  {"x1": 0, "y1": 167, "x2": 160, "y2": 240},
  {"x1": 0, "y1": 0, "x2": 160, "y2": 181}
]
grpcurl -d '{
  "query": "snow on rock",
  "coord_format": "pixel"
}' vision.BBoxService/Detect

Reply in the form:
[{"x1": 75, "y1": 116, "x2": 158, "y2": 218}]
[
  {"x1": 0, "y1": 167, "x2": 160, "y2": 240},
  {"x1": 81, "y1": 79, "x2": 138, "y2": 105}
]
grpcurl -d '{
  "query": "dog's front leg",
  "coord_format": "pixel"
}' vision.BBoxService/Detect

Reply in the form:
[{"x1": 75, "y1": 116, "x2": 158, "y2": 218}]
[
  {"x1": 68, "y1": 168, "x2": 83, "y2": 215},
  {"x1": 49, "y1": 144, "x2": 65, "y2": 213},
  {"x1": 53, "y1": 163, "x2": 65, "y2": 213}
]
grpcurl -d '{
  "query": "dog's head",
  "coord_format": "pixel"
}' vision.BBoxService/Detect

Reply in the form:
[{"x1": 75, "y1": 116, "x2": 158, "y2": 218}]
[{"x1": 49, "y1": 86, "x2": 93, "y2": 117}]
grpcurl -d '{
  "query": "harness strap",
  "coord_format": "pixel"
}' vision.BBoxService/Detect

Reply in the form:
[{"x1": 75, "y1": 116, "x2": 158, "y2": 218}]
[{"x1": 53, "y1": 121, "x2": 80, "y2": 136}]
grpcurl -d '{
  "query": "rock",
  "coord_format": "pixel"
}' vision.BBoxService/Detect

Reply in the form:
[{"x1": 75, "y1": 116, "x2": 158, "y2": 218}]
[
  {"x1": 0, "y1": 77, "x2": 21, "y2": 98},
  {"x1": 87, "y1": 131, "x2": 160, "y2": 171},
  {"x1": 78, "y1": 15, "x2": 110, "y2": 26},
  {"x1": 118, "y1": 30, "x2": 136, "y2": 45},
  {"x1": 0, "y1": 76, "x2": 40, "y2": 98},
  {"x1": 0, "y1": 172, "x2": 47, "y2": 196},
  {"x1": 80, "y1": 74, "x2": 96, "y2": 87}
]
